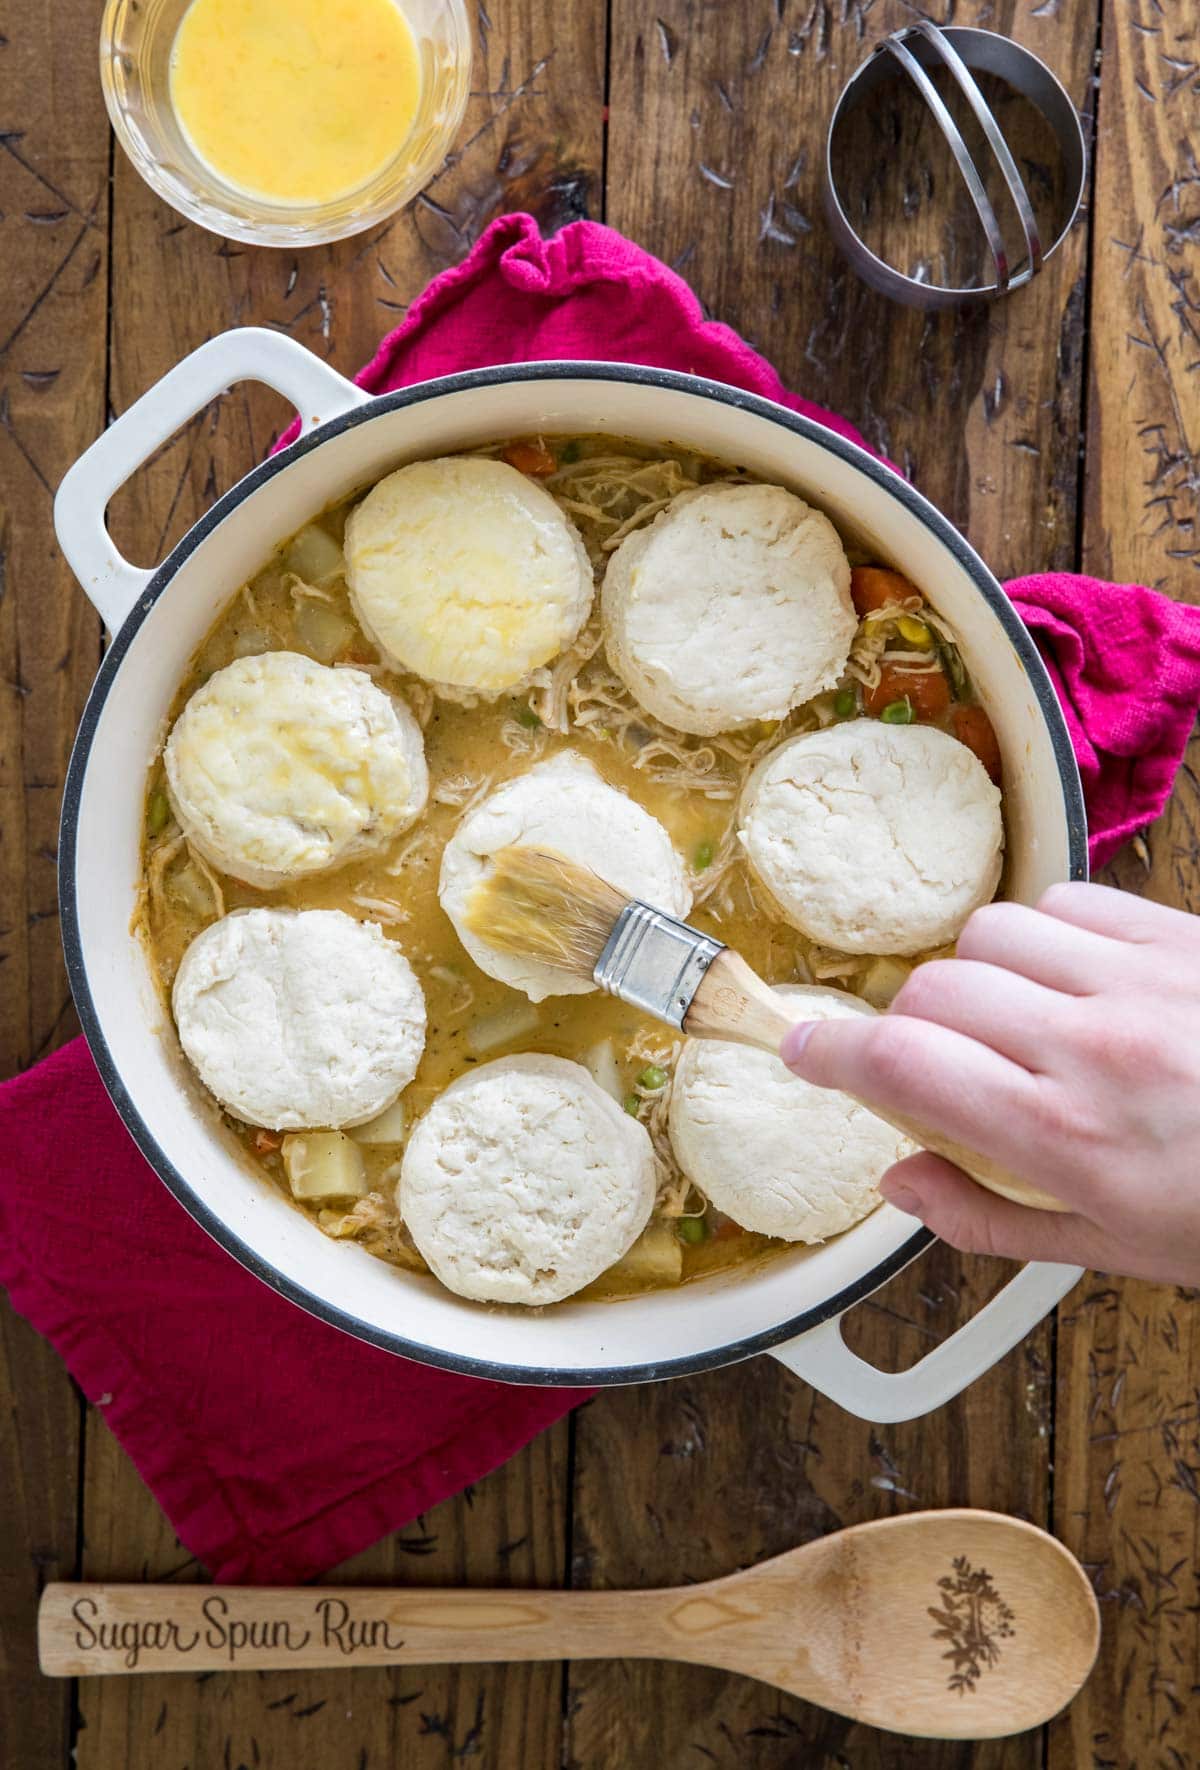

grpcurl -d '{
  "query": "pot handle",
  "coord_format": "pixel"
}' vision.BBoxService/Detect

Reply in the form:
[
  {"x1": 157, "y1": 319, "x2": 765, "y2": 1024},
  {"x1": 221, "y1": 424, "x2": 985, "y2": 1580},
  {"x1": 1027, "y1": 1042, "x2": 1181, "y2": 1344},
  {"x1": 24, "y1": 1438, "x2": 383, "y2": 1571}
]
[
  {"x1": 54, "y1": 328, "x2": 371, "y2": 634},
  {"x1": 770, "y1": 1260, "x2": 1081, "y2": 1423}
]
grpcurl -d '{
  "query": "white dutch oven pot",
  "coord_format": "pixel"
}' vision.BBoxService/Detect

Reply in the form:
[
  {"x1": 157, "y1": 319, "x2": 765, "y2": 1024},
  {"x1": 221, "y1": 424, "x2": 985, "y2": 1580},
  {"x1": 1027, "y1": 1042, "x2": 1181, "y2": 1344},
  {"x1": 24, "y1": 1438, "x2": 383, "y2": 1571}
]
[{"x1": 55, "y1": 330, "x2": 1087, "y2": 1422}]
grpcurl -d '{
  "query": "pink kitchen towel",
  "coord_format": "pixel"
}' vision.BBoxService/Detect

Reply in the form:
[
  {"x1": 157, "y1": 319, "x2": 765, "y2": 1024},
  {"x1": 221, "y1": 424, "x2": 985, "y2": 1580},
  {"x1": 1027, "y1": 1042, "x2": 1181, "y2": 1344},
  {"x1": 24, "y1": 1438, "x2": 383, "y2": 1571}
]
[{"x1": 1, "y1": 213, "x2": 1198, "y2": 1585}]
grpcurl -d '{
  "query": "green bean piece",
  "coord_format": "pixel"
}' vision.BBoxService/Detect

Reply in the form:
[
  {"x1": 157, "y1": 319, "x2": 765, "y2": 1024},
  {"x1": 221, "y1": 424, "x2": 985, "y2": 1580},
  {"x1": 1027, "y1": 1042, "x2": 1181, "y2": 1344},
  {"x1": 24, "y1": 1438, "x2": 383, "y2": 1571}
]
[
  {"x1": 880, "y1": 698, "x2": 914, "y2": 724},
  {"x1": 833, "y1": 687, "x2": 857, "y2": 718},
  {"x1": 693, "y1": 838, "x2": 715, "y2": 870},
  {"x1": 677, "y1": 1216, "x2": 707, "y2": 1244},
  {"x1": 638, "y1": 1064, "x2": 668, "y2": 1091},
  {"x1": 558, "y1": 440, "x2": 581, "y2": 464},
  {"x1": 623, "y1": 1093, "x2": 641, "y2": 1117},
  {"x1": 515, "y1": 704, "x2": 541, "y2": 729},
  {"x1": 146, "y1": 790, "x2": 170, "y2": 837}
]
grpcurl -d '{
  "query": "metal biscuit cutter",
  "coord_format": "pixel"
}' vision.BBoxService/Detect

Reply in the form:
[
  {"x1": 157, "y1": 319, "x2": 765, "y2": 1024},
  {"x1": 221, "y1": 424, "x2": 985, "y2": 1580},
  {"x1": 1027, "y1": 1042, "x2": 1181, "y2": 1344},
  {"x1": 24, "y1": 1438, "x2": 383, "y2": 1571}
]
[{"x1": 823, "y1": 22, "x2": 1088, "y2": 308}]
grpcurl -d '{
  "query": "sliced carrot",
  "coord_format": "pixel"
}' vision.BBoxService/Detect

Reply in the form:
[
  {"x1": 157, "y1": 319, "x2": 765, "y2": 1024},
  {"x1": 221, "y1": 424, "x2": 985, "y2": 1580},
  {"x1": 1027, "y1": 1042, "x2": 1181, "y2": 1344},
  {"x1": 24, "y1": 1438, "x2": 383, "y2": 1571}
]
[
  {"x1": 864, "y1": 661, "x2": 950, "y2": 720},
  {"x1": 253, "y1": 1129, "x2": 282, "y2": 1155},
  {"x1": 713, "y1": 1218, "x2": 745, "y2": 1243},
  {"x1": 502, "y1": 440, "x2": 557, "y2": 477},
  {"x1": 952, "y1": 704, "x2": 1003, "y2": 783},
  {"x1": 851, "y1": 565, "x2": 920, "y2": 617}
]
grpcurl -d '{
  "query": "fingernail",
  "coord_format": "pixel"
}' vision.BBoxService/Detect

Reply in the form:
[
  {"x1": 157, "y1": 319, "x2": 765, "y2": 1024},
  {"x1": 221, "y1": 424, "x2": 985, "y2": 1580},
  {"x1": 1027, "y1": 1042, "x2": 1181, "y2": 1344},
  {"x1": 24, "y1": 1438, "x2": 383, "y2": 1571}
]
[
  {"x1": 880, "y1": 1179, "x2": 923, "y2": 1217},
  {"x1": 780, "y1": 1021, "x2": 813, "y2": 1068}
]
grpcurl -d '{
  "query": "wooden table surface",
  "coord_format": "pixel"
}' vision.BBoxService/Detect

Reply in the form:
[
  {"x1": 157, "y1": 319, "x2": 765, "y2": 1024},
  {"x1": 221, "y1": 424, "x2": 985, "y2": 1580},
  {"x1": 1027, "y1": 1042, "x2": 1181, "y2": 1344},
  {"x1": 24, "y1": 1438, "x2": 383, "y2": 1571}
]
[{"x1": 3, "y1": 1, "x2": 1199, "y2": 1764}]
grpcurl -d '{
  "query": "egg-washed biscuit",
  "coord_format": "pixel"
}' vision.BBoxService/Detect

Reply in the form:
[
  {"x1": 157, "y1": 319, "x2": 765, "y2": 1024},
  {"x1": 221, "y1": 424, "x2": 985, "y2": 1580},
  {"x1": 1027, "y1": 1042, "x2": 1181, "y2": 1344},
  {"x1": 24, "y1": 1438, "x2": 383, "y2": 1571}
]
[
  {"x1": 165, "y1": 650, "x2": 428, "y2": 888},
  {"x1": 345, "y1": 456, "x2": 594, "y2": 696},
  {"x1": 439, "y1": 751, "x2": 692, "y2": 1002}
]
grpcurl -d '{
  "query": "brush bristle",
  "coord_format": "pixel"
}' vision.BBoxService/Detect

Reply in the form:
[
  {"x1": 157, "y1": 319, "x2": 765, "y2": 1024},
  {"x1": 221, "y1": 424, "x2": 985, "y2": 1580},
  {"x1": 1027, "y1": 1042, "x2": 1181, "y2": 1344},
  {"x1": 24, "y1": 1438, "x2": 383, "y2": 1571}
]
[{"x1": 463, "y1": 846, "x2": 630, "y2": 979}]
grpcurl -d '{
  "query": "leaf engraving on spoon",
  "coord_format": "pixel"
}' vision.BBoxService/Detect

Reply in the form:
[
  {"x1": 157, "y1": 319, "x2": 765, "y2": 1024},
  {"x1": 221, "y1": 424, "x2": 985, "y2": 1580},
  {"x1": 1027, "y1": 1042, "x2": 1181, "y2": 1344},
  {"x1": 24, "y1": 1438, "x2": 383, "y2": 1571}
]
[{"x1": 928, "y1": 1556, "x2": 1016, "y2": 1694}]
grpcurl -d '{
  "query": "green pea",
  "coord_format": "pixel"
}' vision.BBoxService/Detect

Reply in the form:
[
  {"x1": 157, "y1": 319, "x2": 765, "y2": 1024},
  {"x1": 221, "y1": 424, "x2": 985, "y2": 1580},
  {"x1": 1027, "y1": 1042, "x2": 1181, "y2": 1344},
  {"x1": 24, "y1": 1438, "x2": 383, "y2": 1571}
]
[
  {"x1": 515, "y1": 705, "x2": 541, "y2": 729},
  {"x1": 693, "y1": 838, "x2": 715, "y2": 871},
  {"x1": 677, "y1": 1216, "x2": 707, "y2": 1245},
  {"x1": 880, "y1": 698, "x2": 914, "y2": 724},
  {"x1": 623, "y1": 1094, "x2": 641, "y2": 1117},
  {"x1": 559, "y1": 440, "x2": 581, "y2": 465},
  {"x1": 638, "y1": 1064, "x2": 668, "y2": 1091},
  {"x1": 833, "y1": 688, "x2": 857, "y2": 718},
  {"x1": 146, "y1": 790, "x2": 170, "y2": 836}
]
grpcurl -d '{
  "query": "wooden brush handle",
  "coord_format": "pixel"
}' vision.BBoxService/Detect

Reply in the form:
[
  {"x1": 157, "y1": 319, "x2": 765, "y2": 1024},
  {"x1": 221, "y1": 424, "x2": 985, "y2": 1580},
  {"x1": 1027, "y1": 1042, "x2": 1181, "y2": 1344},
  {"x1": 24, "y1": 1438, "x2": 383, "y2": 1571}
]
[
  {"x1": 686, "y1": 951, "x2": 1066, "y2": 1214},
  {"x1": 38, "y1": 1582, "x2": 673, "y2": 1678}
]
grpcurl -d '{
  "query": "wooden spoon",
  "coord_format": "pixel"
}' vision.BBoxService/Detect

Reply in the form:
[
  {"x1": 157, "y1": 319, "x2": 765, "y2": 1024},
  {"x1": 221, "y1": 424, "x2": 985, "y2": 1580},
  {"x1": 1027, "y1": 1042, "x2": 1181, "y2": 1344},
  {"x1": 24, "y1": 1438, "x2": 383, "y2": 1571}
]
[{"x1": 39, "y1": 1509, "x2": 1098, "y2": 1739}]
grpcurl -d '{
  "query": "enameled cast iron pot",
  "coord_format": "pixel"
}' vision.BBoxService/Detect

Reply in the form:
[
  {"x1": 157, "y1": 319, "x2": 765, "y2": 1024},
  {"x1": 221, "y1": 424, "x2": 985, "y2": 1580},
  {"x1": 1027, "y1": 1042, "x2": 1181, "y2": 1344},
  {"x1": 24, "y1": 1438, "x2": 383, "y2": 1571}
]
[{"x1": 54, "y1": 330, "x2": 1088, "y2": 1422}]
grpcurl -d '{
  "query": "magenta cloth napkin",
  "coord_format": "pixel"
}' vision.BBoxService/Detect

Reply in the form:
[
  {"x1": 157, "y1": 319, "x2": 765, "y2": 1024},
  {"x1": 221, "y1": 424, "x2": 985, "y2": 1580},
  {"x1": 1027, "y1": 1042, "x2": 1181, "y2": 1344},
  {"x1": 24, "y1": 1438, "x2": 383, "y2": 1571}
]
[
  {"x1": 3, "y1": 214, "x2": 1199, "y2": 1586},
  {"x1": 1008, "y1": 572, "x2": 1200, "y2": 868}
]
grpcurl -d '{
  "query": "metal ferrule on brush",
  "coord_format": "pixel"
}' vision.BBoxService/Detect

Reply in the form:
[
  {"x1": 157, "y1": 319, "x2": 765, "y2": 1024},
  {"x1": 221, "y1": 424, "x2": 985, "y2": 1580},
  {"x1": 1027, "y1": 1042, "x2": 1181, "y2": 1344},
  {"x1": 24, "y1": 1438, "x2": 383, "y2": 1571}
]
[{"x1": 593, "y1": 902, "x2": 725, "y2": 1029}]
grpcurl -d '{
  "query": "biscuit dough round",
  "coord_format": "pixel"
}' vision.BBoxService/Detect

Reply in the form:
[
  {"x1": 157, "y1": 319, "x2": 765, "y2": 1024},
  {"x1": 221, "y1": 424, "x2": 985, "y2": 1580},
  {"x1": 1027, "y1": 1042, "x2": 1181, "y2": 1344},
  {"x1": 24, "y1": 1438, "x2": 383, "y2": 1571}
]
[
  {"x1": 164, "y1": 650, "x2": 428, "y2": 888},
  {"x1": 399, "y1": 1053, "x2": 657, "y2": 1305},
  {"x1": 172, "y1": 908, "x2": 426, "y2": 1131},
  {"x1": 439, "y1": 751, "x2": 692, "y2": 1001},
  {"x1": 739, "y1": 721, "x2": 1003, "y2": 954},
  {"x1": 344, "y1": 456, "x2": 594, "y2": 695},
  {"x1": 601, "y1": 482, "x2": 855, "y2": 736},
  {"x1": 669, "y1": 987, "x2": 911, "y2": 1241}
]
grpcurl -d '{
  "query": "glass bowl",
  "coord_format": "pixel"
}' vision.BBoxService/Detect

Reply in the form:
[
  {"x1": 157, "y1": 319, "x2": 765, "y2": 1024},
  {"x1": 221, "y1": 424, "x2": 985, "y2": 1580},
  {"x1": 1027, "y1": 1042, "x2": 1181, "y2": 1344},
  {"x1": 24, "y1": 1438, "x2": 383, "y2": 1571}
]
[{"x1": 100, "y1": 0, "x2": 472, "y2": 248}]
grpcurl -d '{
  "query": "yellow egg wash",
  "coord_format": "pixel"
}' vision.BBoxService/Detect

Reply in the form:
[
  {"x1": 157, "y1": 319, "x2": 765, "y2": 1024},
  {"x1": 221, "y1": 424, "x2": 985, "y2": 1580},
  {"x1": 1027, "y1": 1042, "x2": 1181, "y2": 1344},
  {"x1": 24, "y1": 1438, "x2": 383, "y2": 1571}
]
[{"x1": 170, "y1": 0, "x2": 422, "y2": 207}]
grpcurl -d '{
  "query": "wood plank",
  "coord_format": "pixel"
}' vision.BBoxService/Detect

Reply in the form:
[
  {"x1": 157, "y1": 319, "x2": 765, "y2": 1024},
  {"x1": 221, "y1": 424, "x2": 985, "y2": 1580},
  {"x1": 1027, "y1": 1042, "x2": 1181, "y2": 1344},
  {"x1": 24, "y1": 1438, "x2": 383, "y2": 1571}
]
[
  {"x1": 78, "y1": 3, "x2": 605, "y2": 1767},
  {"x1": 1053, "y1": 0, "x2": 1200, "y2": 1762},
  {"x1": 0, "y1": 2, "x2": 111, "y2": 1765},
  {"x1": 569, "y1": 1, "x2": 1097, "y2": 1762}
]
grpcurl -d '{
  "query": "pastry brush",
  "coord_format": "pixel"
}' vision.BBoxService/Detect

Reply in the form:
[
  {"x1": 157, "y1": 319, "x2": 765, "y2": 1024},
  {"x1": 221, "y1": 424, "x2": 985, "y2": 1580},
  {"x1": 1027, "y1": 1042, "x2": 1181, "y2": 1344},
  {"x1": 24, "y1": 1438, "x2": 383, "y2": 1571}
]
[{"x1": 464, "y1": 844, "x2": 1063, "y2": 1213}]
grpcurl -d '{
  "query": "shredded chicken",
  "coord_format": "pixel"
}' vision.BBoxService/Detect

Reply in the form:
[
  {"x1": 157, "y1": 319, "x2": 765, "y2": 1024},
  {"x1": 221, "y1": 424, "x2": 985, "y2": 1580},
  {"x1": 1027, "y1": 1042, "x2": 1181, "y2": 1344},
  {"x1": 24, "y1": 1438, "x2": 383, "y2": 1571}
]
[
  {"x1": 317, "y1": 1191, "x2": 428, "y2": 1271},
  {"x1": 146, "y1": 832, "x2": 185, "y2": 926},
  {"x1": 349, "y1": 893, "x2": 411, "y2": 924},
  {"x1": 569, "y1": 661, "x2": 742, "y2": 800},
  {"x1": 847, "y1": 622, "x2": 889, "y2": 691},
  {"x1": 383, "y1": 825, "x2": 441, "y2": 876},
  {"x1": 402, "y1": 679, "x2": 436, "y2": 728},
  {"x1": 499, "y1": 719, "x2": 545, "y2": 756},
  {"x1": 808, "y1": 946, "x2": 872, "y2": 980},
  {"x1": 427, "y1": 964, "x2": 475, "y2": 1016},
  {"x1": 686, "y1": 821, "x2": 735, "y2": 912},
  {"x1": 621, "y1": 1029, "x2": 706, "y2": 1218},
  {"x1": 433, "y1": 774, "x2": 482, "y2": 808},
  {"x1": 186, "y1": 844, "x2": 227, "y2": 921},
  {"x1": 528, "y1": 619, "x2": 604, "y2": 732},
  {"x1": 285, "y1": 572, "x2": 335, "y2": 605},
  {"x1": 544, "y1": 453, "x2": 716, "y2": 561}
]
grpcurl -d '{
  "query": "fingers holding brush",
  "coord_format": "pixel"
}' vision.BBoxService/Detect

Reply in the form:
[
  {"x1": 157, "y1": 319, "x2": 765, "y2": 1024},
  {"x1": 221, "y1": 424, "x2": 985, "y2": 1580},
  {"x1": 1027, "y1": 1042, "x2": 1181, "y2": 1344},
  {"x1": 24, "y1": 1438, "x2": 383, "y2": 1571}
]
[{"x1": 778, "y1": 1010, "x2": 1058, "y2": 1194}]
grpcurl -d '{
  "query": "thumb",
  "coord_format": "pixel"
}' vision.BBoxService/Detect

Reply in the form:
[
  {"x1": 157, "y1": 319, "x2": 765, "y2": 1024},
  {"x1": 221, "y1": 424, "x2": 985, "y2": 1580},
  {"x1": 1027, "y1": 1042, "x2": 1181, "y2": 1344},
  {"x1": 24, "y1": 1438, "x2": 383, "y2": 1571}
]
[{"x1": 878, "y1": 1153, "x2": 1107, "y2": 1267}]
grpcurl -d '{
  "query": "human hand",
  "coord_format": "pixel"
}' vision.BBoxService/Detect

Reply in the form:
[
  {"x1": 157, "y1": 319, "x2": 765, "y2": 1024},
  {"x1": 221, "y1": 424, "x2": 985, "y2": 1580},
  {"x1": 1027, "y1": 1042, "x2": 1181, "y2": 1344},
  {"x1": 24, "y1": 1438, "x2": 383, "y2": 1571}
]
[{"x1": 780, "y1": 884, "x2": 1200, "y2": 1284}]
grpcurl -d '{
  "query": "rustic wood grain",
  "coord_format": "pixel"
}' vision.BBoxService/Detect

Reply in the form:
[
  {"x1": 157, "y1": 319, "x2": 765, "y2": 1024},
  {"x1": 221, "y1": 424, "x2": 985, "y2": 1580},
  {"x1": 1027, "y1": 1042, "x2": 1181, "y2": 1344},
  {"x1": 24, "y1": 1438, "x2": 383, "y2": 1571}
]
[
  {"x1": 1054, "y1": 1, "x2": 1200, "y2": 1764},
  {"x1": 0, "y1": 8, "x2": 110, "y2": 1768},
  {"x1": 566, "y1": 3, "x2": 1098, "y2": 1764},
  {"x1": 74, "y1": 5, "x2": 605, "y2": 1769}
]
